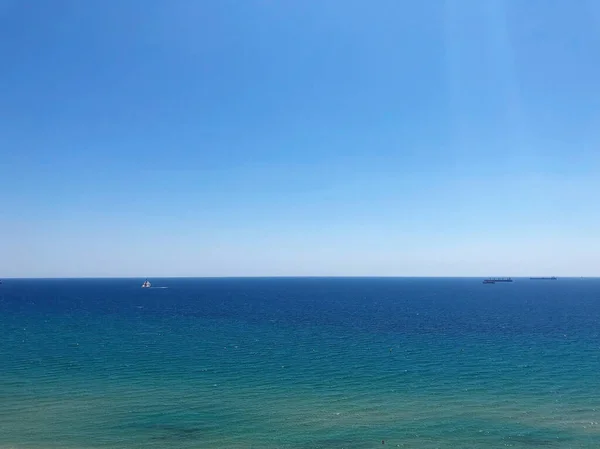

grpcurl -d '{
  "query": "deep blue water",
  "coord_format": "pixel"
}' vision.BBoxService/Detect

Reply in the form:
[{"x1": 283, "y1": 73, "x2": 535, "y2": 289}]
[{"x1": 1, "y1": 278, "x2": 600, "y2": 448}]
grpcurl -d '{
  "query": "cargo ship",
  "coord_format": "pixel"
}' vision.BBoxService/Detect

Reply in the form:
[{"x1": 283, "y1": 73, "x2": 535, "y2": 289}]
[
  {"x1": 482, "y1": 277, "x2": 513, "y2": 284},
  {"x1": 530, "y1": 277, "x2": 557, "y2": 280}
]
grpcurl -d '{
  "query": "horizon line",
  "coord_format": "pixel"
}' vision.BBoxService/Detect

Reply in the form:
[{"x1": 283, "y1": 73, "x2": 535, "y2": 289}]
[{"x1": 1, "y1": 275, "x2": 593, "y2": 280}]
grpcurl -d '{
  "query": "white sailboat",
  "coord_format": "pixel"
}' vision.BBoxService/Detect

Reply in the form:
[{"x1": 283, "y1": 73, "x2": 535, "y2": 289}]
[{"x1": 141, "y1": 279, "x2": 151, "y2": 288}]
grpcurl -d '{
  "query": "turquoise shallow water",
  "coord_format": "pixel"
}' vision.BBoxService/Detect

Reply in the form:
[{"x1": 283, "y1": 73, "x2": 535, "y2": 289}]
[{"x1": 1, "y1": 278, "x2": 600, "y2": 448}]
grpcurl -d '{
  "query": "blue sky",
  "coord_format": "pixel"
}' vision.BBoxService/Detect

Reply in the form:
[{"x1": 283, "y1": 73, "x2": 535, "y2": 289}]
[{"x1": 2, "y1": 0, "x2": 599, "y2": 277}]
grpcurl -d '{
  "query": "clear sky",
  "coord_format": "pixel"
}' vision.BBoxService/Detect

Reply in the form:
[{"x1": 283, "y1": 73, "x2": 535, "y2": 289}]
[{"x1": 2, "y1": 0, "x2": 600, "y2": 277}]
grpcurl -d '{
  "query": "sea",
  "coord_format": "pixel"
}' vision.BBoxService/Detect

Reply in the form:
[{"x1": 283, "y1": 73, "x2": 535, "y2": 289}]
[{"x1": 1, "y1": 277, "x2": 600, "y2": 449}]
